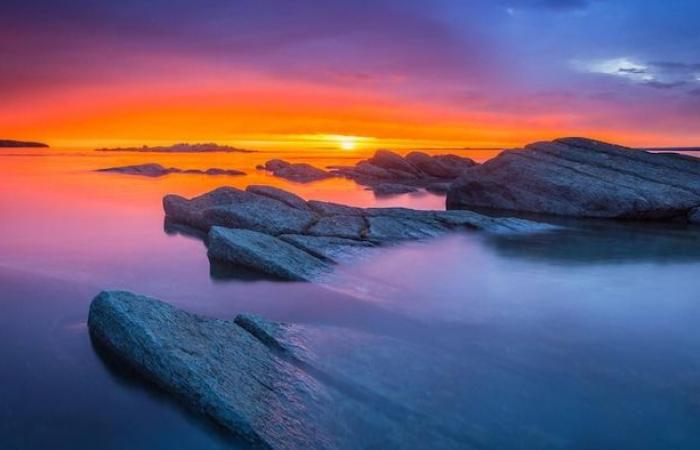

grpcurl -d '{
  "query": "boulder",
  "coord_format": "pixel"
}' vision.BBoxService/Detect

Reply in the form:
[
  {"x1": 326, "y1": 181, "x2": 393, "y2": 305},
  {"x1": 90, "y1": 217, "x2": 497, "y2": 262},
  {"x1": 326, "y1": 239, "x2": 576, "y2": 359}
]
[
  {"x1": 88, "y1": 291, "x2": 477, "y2": 449},
  {"x1": 262, "y1": 159, "x2": 333, "y2": 183},
  {"x1": 447, "y1": 137, "x2": 700, "y2": 221},
  {"x1": 163, "y1": 187, "x2": 316, "y2": 235}
]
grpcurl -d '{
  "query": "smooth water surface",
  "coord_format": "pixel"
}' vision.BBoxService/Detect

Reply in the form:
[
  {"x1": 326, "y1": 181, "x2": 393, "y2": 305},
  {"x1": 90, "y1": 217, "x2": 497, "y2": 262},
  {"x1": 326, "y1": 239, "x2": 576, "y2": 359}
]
[{"x1": 2, "y1": 147, "x2": 700, "y2": 449}]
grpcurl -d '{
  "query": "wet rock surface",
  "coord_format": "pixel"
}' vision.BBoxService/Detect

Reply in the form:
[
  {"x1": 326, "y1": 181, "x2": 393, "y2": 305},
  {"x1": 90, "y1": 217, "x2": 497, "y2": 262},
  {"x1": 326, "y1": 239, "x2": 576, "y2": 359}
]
[
  {"x1": 97, "y1": 163, "x2": 246, "y2": 177},
  {"x1": 447, "y1": 137, "x2": 700, "y2": 221},
  {"x1": 164, "y1": 185, "x2": 554, "y2": 280},
  {"x1": 88, "y1": 291, "x2": 479, "y2": 449}
]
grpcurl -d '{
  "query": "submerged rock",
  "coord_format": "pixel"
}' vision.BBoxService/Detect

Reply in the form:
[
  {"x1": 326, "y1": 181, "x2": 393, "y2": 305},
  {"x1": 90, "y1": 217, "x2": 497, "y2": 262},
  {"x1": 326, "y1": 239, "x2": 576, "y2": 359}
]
[
  {"x1": 88, "y1": 291, "x2": 478, "y2": 449},
  {"x1": 98, "y1": 163, "x2": 246, "y2": 178},
  {"x1": 164, "y1": 185, "x2": 553, "y2": 280},
  {"x1": 447, "y1": 137, "x2": 700, "y2": 221},
  {"x1": 261, "y1": 159, "x2": 333, "y2": 183}
]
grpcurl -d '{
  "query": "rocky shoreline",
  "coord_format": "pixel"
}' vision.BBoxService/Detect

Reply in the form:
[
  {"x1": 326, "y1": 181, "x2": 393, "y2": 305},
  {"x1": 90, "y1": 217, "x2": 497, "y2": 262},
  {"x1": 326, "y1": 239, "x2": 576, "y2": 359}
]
[
  {"x1": 163, "y1": 185, "x2": 554, "y2": 281},
  {"x1": 86, "y1": 136, "x2": 700, "y2": 448}
]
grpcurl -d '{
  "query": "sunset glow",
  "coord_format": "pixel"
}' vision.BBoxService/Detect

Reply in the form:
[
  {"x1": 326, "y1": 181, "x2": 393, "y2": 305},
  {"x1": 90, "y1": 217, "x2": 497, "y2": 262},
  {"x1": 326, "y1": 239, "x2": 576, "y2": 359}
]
[{"x1": 1, "y1": 1, "x2": 699, "y2": 149}]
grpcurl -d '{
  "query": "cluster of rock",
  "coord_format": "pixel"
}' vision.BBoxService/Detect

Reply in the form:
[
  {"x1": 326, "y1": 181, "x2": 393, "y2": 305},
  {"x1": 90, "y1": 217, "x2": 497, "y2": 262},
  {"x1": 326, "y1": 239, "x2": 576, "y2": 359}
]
[
  {"x1": 0, "y1": 139, "x2": 48, "y2": 148},
  {"x1": 97, "y1": 163, "x2": 246, "y2": 178},
  {"x1": 258, "y1": 150, "x2": 477, "y2": 194},
  {"x1": 447, "y1": 137, "x2": 700, "y2": 224},
  {"x1": 95, "y1": 143, "x2": 255, "y2": 153},
  {"x1": 163, "y1": 185, "x2": 552, "y2": 281},
  {"x1": 88, "y1": 291, "x2": 479, "y2": 449},
  {"x1": 258, "y1": 159, "x2": 333, "y2": 183},
  {"x1": 329, "y1": 150, "x2": 477, "y2": 194}
]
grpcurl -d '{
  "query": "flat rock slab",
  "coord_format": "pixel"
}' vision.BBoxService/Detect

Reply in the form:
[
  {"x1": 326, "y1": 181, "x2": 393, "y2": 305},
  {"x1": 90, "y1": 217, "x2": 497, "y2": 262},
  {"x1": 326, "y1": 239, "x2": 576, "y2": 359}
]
[
  {"x1": 163, "y1": 185, "x2": 554, "y2": 281},
  {"x1": 98, "y1": 163, "x2": 246, "y2": 177},
  {"x1": 447, "y1": 137, "x2": 700, "y2": 221},
  {"x1": 88, "y1": 291, "x2": 477, "y2": 449}
]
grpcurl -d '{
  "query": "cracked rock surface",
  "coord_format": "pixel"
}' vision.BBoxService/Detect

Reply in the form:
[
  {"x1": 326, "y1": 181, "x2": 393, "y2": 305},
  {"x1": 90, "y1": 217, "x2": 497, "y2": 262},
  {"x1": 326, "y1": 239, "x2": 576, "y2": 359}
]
[{"x1": 447, "y1": 137, "x2": 700, "y2": 221}]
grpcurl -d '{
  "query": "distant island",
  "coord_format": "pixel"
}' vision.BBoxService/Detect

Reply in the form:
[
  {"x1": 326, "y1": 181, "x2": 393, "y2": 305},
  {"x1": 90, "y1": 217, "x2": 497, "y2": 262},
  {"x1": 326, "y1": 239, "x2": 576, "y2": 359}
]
[
  {"x1": 95, "y1": 143, "x2": 255, "y2": 153},
  {"x1": 0, "y1": 139, "x2": 49, "y2": 148}
]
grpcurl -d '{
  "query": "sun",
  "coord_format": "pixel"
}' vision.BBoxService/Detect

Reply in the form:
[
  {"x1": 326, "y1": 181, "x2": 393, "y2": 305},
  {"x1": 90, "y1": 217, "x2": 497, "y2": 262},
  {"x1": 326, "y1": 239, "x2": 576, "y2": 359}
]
[{"x1": 339, "y1": 139, "x2": 356, "y2": 151}]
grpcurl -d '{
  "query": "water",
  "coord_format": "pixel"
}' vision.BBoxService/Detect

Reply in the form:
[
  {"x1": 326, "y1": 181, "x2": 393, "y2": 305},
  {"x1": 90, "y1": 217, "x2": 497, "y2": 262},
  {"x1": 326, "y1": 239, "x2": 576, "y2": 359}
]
[{"x1": 2, "y1": 147, "x2": 700, "y2": 449}]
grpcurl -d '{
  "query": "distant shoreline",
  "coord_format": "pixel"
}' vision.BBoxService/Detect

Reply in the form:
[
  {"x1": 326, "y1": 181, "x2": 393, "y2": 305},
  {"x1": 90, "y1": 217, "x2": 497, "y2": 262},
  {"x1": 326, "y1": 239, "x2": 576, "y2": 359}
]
[{"x1": 95, "y1": 143, "x2": 256, "y2": 153}]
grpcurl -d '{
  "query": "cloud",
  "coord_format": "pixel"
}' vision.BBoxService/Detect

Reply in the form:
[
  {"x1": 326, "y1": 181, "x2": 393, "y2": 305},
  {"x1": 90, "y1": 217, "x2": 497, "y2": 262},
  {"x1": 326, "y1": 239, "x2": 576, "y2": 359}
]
[{"x1": 573, "y1": 57, "x2": 700, "y2": 92}]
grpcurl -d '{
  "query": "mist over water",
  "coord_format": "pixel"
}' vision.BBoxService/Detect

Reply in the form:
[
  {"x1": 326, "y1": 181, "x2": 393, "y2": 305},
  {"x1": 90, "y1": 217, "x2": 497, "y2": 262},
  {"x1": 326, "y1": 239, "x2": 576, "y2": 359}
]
[{"x1": 2, "y1": 148, "x2": 700, "y2": 449}]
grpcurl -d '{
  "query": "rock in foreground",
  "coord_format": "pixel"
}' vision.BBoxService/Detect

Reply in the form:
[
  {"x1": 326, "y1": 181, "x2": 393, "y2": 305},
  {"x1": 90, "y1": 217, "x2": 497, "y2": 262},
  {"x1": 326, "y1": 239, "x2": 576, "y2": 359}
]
[
  {"x1": 447, "y1": 137, "x2": 700, "y2": 222},
  {"x1": 164, "y1": 185, "x2": 553, "y2": 280},
  {"x1": 88, "y1": 291, "x2": 476, "y2": 449},
  {"x1": 97, "y1": 163, "x2": 246, "y2": 177}
]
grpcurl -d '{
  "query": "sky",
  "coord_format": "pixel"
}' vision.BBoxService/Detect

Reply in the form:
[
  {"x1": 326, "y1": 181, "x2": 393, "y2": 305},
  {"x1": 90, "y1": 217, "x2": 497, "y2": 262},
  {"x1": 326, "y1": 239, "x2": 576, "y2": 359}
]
[{"x1": 1, "y1": 0, "x2": 699, "y2": 149}]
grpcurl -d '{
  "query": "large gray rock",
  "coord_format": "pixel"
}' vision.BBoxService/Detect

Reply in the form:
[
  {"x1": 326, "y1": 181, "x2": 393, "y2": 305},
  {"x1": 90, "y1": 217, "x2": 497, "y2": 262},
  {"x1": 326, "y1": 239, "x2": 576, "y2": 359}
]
[
  {"x1": 88, "y1": 291, "x2": 477, "y2": 449},
  {"x1": 164, "y1": 185, "x2": 553, "y2": 280},
  {"x1": 447, "y1": 137, "x2": 700, "y2": 221}
]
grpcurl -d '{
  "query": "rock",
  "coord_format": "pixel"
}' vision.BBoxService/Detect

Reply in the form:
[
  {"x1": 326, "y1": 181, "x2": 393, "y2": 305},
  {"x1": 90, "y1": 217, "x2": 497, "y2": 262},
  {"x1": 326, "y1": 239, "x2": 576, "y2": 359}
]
[
  {"x1": 98, "y1": 164, "x2": 245, "y2": 177},
  {"x1": 329, "y1": 150, "x2": 477, "y2": 195},
  {"x1": 262, "y1": 159, "x2": 333, "y2": 183},
  {"x1": 164, "y1": 186, "x2": 554, "y2": 280},
  {"x1": 279, "y1": 235, "x2": 377, "y2": 261},
  {"x1": 405, "y1": 152, "x2": 475, "y2": 178},
  {"x1": 367, "y1": 150, "x2": 420, "y2": 175},
  {"x1": 371, "y1": 183, "x2": 420, "y2": 196},
  {"x1": 208, "y1": 227, "x2": 331, "y2": 281},
  {"x1": 307, "y1": 215, "x2": 367, "y2": 240},
  {"x1": 163, "y1": 187, "x2": 316, "y2": 235},
  {"x1": 425, "y1": 182, "x2": 452, "y2": 195},
  {"x1": 87, "y1": 291, "x2": 476, "y2": 449},
  {"x1": 447, "y1": 137, "x2": 700, "y2": 220},
  {"x1": 245, "y1": 185, "x2": 310, "y2": 211}
]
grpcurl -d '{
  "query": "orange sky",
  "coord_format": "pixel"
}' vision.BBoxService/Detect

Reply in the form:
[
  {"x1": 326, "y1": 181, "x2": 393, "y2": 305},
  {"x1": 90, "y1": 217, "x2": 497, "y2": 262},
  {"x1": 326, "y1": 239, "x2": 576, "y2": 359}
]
[{"x1": 3, "y1": 69, "x2": 692, "y2": 151}]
